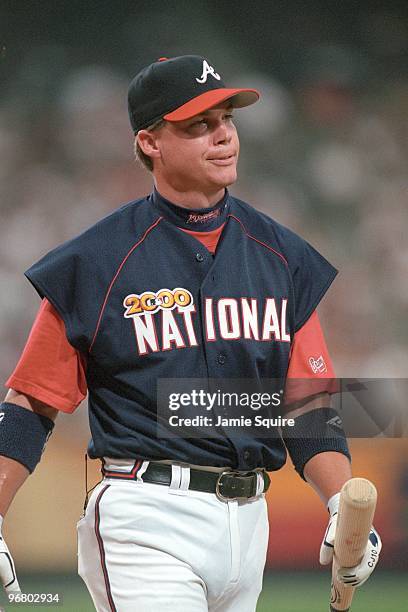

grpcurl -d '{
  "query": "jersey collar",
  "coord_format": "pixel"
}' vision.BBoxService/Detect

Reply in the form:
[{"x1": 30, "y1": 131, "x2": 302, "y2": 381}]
[{"x1": 150, "y1": 187, "x2": 230, "y2": 231}]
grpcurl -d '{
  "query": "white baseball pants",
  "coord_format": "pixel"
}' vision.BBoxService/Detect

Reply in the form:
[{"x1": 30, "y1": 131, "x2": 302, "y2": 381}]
[{"x1": 77, "y1": 462, "x2": 269, "y2": 612}]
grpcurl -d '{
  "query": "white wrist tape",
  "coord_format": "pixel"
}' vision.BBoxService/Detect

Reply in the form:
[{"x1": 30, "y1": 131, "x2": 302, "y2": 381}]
[{"x1": 327, "y1": 492, "x2": 341, "y2": 516}]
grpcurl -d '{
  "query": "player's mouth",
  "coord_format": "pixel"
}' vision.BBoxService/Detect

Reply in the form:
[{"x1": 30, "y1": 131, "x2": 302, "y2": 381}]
[{"x1": 207, "y1": 154, "x2": 236, "y2": 166}]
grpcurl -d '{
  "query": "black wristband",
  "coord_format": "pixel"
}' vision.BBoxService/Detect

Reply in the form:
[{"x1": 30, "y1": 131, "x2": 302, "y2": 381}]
[
  {"x1": 0, "y1": 402, "x2": 55, "y2": 473},
  {"x1": 281, "y1": 407, "x2": 351, "y2": 480}
]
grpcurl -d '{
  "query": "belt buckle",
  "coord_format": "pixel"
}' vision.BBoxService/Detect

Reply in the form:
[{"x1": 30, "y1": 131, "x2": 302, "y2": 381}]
[
  {"x1": 215, "y1": 470, "x2": 235, "y2": 502},
  {"x1": 215, "y1": 469, "x2": 259, "y2": 502}
]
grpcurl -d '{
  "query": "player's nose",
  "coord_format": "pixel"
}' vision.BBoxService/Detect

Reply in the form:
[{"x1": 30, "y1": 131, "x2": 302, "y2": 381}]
[{"x1": 213, "y1": 121, "x2": 232, "y2": 146}]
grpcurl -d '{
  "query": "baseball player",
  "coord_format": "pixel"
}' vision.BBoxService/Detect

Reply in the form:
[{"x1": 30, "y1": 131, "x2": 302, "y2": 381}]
[{"x1": 0, "y1": 55, "x2": 381, "y2": 611}]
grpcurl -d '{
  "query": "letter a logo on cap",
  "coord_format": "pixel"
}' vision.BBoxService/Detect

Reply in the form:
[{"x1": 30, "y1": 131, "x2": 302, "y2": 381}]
[{"x1": 196, "y1": 60, "x2": 221, "y2": 84}]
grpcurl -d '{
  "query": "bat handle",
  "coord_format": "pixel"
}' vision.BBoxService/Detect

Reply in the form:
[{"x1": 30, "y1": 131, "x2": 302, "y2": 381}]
[{"x1": 330, "y1": 558, "x2": 355, "y2": 612}]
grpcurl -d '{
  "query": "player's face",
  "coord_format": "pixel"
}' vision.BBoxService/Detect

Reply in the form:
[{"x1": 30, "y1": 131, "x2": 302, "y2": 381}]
[{"x1": 153, "y1": 103, "x2": 240, "y2": 198}]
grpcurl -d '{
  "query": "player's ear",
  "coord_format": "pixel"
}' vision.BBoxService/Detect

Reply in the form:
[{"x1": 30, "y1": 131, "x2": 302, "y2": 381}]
[{"x1": 137, "y1": 130, "x2": 161, "y2": 161}]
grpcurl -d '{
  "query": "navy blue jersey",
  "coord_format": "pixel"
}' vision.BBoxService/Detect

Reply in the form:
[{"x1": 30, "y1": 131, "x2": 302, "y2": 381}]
[{"x1": 25, "y1": 190, "x2": 338, "y2": 471}]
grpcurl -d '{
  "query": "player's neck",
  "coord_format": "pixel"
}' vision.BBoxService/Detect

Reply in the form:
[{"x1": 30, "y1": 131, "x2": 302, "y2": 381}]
[{"x1": 152, "y1": 179, "x2": 225, "y2": 210}]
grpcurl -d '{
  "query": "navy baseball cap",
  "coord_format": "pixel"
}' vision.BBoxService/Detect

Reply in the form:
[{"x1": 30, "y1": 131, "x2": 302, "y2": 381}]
[{"x1": 128, "y1": 55, "x2": 260, "y2": 134}]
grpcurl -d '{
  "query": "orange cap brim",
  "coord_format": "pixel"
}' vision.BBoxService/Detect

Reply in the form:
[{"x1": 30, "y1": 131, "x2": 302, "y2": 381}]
[{"x1": 163, "y1": 88, "x2": 260, "y2": 122}]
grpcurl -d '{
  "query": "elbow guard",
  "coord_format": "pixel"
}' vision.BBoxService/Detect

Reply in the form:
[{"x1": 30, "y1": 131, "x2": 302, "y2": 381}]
[
  {"x1": 281, "y1": 407, "x2": 351, "y2": 480},
  {"x1": 0, "y1": 402, "x2": 55, "y2": 473}
]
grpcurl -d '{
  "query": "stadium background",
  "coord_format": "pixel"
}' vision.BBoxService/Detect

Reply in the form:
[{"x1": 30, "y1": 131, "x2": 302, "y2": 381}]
[{"x1": 0, "y1": 1, "x2": 407, "y2": 610}]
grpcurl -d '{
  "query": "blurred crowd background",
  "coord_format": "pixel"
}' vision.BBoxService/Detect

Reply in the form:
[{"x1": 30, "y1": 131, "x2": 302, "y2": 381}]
[{"x1": 0, "y1": 0, "x2": 407, "y2": 586}]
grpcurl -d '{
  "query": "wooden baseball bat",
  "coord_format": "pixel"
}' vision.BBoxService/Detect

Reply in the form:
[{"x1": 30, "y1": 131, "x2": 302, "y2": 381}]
[{"x1": 329, "y1": 478, "x2": 377, "y2": 612}]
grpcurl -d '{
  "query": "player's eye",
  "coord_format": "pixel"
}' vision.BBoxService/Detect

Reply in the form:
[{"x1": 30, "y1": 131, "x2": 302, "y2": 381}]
[
  {"x1": 186, "y1": 119, "x2": 209, "y2": 134},
  {"x1": 191, "y1": 119, "x2": 207, "y2": 127},
  {"x1": 187, "y1": 113, "x2": 233, "y2": 133}
]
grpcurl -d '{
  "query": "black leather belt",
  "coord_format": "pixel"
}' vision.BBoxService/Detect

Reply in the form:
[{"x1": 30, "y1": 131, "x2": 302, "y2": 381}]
[{"x1": 103, "y1": 461, "x2": 270, "y2": 501}]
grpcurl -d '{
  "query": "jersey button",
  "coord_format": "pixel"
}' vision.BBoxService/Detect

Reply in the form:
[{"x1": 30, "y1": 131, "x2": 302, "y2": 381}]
[
  {"x1": 217, "y1": 353, "x2": 226, "y2": 365},
  {"x1": 243, "y1": 450, "x2": 251, "y2": 461},
  {"x1": 195, "y1": 253, "x2": 204, "y2": 262}
]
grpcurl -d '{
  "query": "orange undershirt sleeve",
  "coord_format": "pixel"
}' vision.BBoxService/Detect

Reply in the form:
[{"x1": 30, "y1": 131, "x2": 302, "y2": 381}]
[
  {"x1": 5, "y1": 299, "x2": 87, "y2": 413},
  {"x1": 287, "y1": 310, "x2": 335, "y2": 378},
  {"x1": 285, "y1": 310, "x2": 338, "y2": 405}
]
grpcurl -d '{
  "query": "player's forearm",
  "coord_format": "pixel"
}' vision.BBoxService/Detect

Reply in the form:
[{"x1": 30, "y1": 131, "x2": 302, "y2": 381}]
[
  {"x1": 303, "y1": 451, "x2": 352, "y2": 505},
  {"x1": 0, "y1": 456, "x2": 29, "y2": 517},
  {"x1": 0, "y1": 390, "x2": 57, "y2": 516}
]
